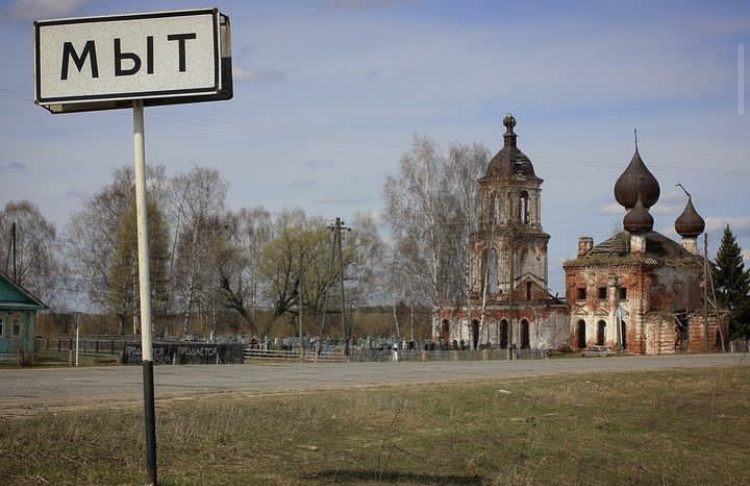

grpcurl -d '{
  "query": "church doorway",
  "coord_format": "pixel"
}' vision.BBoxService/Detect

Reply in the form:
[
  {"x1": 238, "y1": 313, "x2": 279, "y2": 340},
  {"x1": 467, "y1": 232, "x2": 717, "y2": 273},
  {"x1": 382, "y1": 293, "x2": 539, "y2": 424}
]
[
  {"x1": 597, "y1": 320, "x2": 606, "y2": 346},
  {"x1": 471, "y1": 319, "x2": 480, "y2": 349},
  {"x1": 441, "y1": 319, "x2": 450, "y2": 342},
  {"x1": 520, "y1": 319, "x2": 530, "y2": 349},
  {"x1": 500, "y1": 319, "x2": 508, "y2": 349},
  {"x1": 577, "y1": 319, "x2": 586, "y2": 349}
]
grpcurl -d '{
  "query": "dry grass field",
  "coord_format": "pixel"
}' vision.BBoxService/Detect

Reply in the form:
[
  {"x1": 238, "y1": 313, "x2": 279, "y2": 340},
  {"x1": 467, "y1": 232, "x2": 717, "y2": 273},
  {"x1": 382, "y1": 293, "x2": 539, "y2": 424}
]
[{"x1": 1, "y1": 366, "x2": 749, "y2": 486}]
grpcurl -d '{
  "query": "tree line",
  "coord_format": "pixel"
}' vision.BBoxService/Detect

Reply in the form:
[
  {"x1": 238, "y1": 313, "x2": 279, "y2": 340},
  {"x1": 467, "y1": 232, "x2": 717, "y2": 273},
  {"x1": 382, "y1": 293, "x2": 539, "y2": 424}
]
[
  {"x1": 1, "y1": 135, "x2": 748, "y2": 341},
  {"x1": 1, "y1": 165, "x2": 386, "y2": 338}
]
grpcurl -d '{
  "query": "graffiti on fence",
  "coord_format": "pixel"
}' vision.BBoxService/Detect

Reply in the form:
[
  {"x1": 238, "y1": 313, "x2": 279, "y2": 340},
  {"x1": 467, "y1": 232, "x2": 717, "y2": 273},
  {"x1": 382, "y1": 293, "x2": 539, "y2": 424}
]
[{"x1": 121, "y1": 342, "x2": 243, "y2": 365}]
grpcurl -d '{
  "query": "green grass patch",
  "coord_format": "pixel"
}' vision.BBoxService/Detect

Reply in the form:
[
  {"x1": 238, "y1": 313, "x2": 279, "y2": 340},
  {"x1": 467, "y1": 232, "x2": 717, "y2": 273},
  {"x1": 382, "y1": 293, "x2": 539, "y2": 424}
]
[
  {"x1": 1, "y1": 366, "x2": 749, "y2": 485},
  {"x1": 0, "y1": 350, "x2": 121, "y2": 368}
]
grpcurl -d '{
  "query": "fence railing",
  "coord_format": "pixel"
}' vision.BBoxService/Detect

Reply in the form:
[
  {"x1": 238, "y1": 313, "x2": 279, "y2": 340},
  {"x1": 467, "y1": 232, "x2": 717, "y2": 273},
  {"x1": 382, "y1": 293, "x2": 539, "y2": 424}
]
[
  {"x1": 348, "y1": 347, "x2": 549, "y2": 362},
  {"x1": 243, "y1": 347, "x2": 348, "y2": 363},
  {"x1": 31, "y1": 336, "x2": 550, "y2": 363},
  {"x1": 35, "y1": 336, "x2": 134, "y2": 355},
  {"x1": 243, "y1": 346, "x2": 550, "y2": 363}
]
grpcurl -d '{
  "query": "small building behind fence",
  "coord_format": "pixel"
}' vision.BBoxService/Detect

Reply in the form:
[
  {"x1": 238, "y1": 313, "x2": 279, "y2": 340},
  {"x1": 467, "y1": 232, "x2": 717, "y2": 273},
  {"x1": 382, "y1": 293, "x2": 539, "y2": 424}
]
[{"x1": 0, "y1": 270, "x2": 48, "y2": 359}]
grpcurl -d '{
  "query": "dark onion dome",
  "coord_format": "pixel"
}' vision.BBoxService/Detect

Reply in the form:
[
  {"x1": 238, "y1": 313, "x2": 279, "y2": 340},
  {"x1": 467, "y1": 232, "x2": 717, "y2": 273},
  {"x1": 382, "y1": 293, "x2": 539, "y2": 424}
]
[
  {"x1": 674, "y1": 197, "x2": 705, "y2": 238},
  {"x1": 484, "y1": 113, "x2": 537, "y2": 179},
  {"x1": 614, "y1": 147, "x2": 660, "y2": 209},
  {"x1": 623, "y1": 196, "x2": 654, "y2": 234}
]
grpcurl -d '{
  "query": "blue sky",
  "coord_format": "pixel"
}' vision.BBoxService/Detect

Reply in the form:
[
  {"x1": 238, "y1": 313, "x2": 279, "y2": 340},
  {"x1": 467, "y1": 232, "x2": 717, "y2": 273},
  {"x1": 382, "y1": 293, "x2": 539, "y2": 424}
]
[{"x1": 0, "y1": 0, "x2": 748, "y2": 294}]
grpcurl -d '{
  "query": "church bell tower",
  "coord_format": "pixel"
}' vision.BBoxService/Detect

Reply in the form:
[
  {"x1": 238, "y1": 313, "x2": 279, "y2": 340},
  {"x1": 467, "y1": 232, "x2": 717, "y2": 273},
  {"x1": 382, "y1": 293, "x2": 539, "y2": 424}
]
[{"x1": 469, "y1": 114, "x2": 551, "y2": 303}]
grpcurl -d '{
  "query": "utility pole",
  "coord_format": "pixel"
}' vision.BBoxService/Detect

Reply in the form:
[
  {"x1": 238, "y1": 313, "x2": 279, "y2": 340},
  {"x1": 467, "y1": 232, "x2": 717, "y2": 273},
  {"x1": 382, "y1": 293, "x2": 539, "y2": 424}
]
[
  {"x1": 320, "y1": 227, "x2": 336, "y2": 336},
  {"x1": 337, "y1": 218, "x2": 349, "y2": 356},
  {"x1": 299, "y1": 246, "x2": 304, "y2": 362},
  {"x1": 703, "y1": 233, "x2": 709, "y2": 353},
  {"x1": 327, "y1": 218, "x2": 350, "y2": 356},
  {"x1": 11, "y1": 222, "x2": 17, "y2": 282}
]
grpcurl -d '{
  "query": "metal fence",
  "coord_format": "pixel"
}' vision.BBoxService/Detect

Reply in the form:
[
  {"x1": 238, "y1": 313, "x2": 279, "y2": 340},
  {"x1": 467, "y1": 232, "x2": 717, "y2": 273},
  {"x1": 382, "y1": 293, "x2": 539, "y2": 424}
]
[
  {"x1": 34, "y1": 336, "x2": 550, "y2": 363},
  {"x1": 242, "y1": 345, "x2": 549, "y2": 363},
  {"x1": 243, "y1": 347, "x2": 348, "y2": 363},
  {"x1": 348, "y1": 347, "x2": 549, "y2": 362},
  {"x1": 35, "y1": 335, "x2": 134, "y2": 355}
]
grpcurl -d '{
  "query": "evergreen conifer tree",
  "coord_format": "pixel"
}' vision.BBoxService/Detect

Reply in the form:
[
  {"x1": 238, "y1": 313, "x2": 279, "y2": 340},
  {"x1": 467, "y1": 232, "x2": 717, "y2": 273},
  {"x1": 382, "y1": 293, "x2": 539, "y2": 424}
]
[{"x1": 712, "y1": 226, "x2": 750, "y2": 339}]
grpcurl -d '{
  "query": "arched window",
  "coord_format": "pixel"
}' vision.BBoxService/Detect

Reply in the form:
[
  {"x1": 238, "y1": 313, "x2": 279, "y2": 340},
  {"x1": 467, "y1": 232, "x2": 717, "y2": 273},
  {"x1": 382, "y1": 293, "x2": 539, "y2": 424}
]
[
  {"x1": 577, "y1": 319, "x2": 586, "y2": 349},
  {"x1": 519, "y1": 191, "x2": 530, "y2": 225},
  {"x1": 471, "y1": 319, "x2": 480, "y2": 350},
  {"x1": 526, "y1": 281, "x2": 532, "y2": 301},
  {"x1": 488, "y1": 191, "x2": 499, "y2": 225},
  {"x1": 500, "y1": 319, "x2": 508, "y2": 349},
  {"x1": 485, "y1": 248, "x2": 498, "y2": 293},
  {"x1": 494, "y1": 192, "x2": 501, "y2": 225},
  {"x1": 597, "y1": 320, "x2": 606, "y2": 346}
]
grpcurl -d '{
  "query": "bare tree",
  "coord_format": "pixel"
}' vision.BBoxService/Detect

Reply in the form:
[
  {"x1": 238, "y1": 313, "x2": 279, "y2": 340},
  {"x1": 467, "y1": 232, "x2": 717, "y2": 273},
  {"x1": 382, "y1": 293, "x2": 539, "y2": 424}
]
[
  {"x1": 0, "y1": 201, "x2": 58, "y2": 306},
  {"x1": 212, "y1": 206, "x2": 273, "y2": 335},
  {"x1": 168, "y1": 167, "x2": 227, "y2": 335},
  {"x1": 382, "y1": 136, "x2": 488, "y2": 325},
  {"x1": 65, "y1": 166, "x2": 167, "y2": 331}
]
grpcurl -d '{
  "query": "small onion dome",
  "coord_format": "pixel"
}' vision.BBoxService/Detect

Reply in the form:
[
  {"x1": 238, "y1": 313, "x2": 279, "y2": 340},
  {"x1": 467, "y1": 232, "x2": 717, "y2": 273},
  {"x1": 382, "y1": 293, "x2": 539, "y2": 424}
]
[
  {"x1": 484, "y1": 113, "x2": 536, "y2": 178},
  {"x1": 614, "y1": 148, "x2": 660, "y2": 209},
  {"x1": 623, "y1": 197, "x2": 654, "y2": 234},
  {"x1": 675, "y1": 197, "x2": 705, "y2": 238}
]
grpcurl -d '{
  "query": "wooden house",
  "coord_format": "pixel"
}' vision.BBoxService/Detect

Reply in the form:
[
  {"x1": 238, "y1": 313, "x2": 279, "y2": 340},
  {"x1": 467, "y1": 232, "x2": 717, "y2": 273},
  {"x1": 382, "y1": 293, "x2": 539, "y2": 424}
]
[{"x1": 0, "y1": 271, "x2": 48, "y2": 357}]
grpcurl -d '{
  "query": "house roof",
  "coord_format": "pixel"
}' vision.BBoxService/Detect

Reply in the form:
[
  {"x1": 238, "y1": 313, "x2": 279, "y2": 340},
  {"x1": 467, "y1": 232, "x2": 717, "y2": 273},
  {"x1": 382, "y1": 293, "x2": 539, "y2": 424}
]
[
  {"x1": 0, "y1": 270, "x2": 49, "y2": 311},
  {"x1": 564, "y1": 231, "x2": 703, "y2": 268}
]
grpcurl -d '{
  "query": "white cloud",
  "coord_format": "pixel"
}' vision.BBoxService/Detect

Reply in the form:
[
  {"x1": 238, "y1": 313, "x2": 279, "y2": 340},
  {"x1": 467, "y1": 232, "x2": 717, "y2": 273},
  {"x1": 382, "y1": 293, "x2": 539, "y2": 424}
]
[
  {"x1": 2, "y1": 0, "x2": 92, "y2": 21},
  {"x1": 600, "y1": 203, "x2": 624, "y2": 214},
  {"x1": 652, "y1": 205, "x2": 683, "y2": 216},
  {"x1": 743, "y1": 250, "x2": 750, "y2": 266},
  {"x1": 705, "y1": 217, "x2": 750, "y2": 234}
]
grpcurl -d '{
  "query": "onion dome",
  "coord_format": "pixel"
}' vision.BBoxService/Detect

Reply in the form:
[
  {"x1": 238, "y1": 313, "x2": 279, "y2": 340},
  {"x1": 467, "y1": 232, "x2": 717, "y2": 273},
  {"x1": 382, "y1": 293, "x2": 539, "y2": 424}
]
[
  {"x1": 484, "y1": 113, "x2": 536, "y2": 178},
  {"x1": 614, "y1": 146, "x2": 660, "y2": 209},
  {"x1": 675, "y1": 197, "x2": 705, "y2": 238},
  {"x1": 623, "y1": 196, "x2": 654, "y2": 234}
]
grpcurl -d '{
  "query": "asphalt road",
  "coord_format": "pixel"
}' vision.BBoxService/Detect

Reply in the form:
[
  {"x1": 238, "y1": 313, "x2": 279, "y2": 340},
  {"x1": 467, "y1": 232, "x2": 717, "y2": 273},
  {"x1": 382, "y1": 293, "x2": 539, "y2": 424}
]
[{"x1": 1, "y1": 354, "x2": 747, "y2": 416}]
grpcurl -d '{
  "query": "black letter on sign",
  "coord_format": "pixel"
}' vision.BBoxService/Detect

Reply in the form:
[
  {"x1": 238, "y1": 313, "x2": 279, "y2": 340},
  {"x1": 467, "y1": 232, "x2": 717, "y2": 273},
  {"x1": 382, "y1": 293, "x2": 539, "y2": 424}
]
[
  {"x1": 167, "y1": 33, "x2": 197, "y2": 72},
  {"x1": 114, "y1": 38, "x2": 142, "y2": 76},
  {"x1": 61, "y1": 41, "x2": 98, "y2": 80},
  {"x1": 146, "y1": 36, "x2": 154, "y2": 74}
]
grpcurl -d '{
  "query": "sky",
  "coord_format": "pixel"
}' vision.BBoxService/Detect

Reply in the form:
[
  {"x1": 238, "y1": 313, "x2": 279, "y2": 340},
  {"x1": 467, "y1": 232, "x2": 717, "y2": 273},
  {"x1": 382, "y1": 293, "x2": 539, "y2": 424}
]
[{"x1": 0, "y1": 0, "x2": 749, "y2": 295}]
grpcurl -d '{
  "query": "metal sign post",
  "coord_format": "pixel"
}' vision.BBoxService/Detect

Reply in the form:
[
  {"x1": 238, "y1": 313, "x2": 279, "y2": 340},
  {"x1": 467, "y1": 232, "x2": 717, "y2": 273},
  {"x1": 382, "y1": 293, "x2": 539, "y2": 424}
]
[
  {"x1": 34, "y1": 9, "x2": 233, "y2": 486},
  {"x1": 133, "y1": 99, "x2": 157, "y2": 485},
  {"x1": 75, "y1": 313, "x2": 80, "y2": 367}
]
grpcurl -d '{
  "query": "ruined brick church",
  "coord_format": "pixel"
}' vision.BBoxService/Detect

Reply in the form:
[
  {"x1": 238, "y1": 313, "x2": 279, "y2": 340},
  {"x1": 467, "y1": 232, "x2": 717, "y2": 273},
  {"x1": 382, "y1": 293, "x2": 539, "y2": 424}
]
[{"x1": 436, "y1": 115, "x2": 724, "y2": 354}]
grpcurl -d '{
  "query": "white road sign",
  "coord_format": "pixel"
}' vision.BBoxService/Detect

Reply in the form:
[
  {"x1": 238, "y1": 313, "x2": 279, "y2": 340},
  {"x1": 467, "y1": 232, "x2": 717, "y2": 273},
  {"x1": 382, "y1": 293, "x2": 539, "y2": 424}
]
[{"x1": 34, "y1": 8, "x2": 232, "y2": 113}]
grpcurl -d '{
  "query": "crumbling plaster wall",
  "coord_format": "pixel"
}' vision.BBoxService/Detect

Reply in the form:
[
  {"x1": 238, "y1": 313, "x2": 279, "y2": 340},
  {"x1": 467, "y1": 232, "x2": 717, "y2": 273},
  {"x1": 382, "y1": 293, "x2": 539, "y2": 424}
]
[{"x1": 436, "y1": 303, "x2": 569, "y2": 350}]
